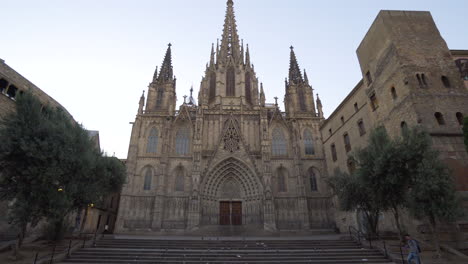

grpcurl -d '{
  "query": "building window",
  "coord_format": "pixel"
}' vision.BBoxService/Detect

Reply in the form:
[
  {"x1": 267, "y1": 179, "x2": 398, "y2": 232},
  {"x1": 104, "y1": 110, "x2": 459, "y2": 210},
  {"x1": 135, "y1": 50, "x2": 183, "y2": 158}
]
[
  {"x1": 354, "y1": 103, "x2": 358, "y2": 112},
  {"x1": 456, "y1": 112, "x2": 464, "y2": 125},
  {"x1": 277, "y1": 167, "x2": 287, "y2": 192},
  {"x1": 175, "y1": 166, "x2": 185, "y2": 191},
  {"x1": 272, "y1": 128, "x2": 287, "y2": 156},
  {"x1": 434, "y1": 112, "x2": 445, "y2": 125},
  {"x1": 0, "y1": 78, "x2": 8, "y2": 94},
  {"x1": 391, "y1": 87, "x2": 397, "y2": 100},
  {"x1": 421, "y1": 74, "x2": 427, "y2": 86},
  {"x1": 331, "y1": 144, "x2": 337, "y2": 162},
  {"x1": 146, "y1": 128, "x2": 159, "y2": 153},
  {"x1": 357, "y1": 119, "x2": 366, "y2": 136},
  {"x1": 245, "y1": 72, "x2": 252, "y2": 104},
  {"x1": 441, "y1": 76, "x2": 451, "y2": 88},
  {"x1": 6, "y1": 85, "x2": 18, "y2": 99},
  {"x1": 304, "y1": 129, "x2": 315, "y2": 155},
  {"x1": 175, "y1": 126, "x2": 190, "y2": 155},
  {"x1": 340, "y1": 116, "x2": 345, "y2": 125},
  {"x1": 366, "y1": 71, "x2": 373, "y2": 86},
  {"x1": 308, "y1": 168, "x2": 318, "y2": 191},
  {"x1": 209, "y1": 71, "x2": 216, "y2": 101},
  {"x1": 343, "y1": 133, "x2": 351, "y2": 152},
  {"x1": 455, "y1": 59, "x2": 468, "y2": 80},
  {"x1": 370, "y1": 93, "x2": 379, "y2": 111},
  {"x1": 143, "y1": 167, "x2": 153, "y2": 190},
  {"x1": 329, "y1": 128, "x2": 332, "y2": 135},
  {"x1": 226, "y1": 66, "x2": 235, "y2": 96}
]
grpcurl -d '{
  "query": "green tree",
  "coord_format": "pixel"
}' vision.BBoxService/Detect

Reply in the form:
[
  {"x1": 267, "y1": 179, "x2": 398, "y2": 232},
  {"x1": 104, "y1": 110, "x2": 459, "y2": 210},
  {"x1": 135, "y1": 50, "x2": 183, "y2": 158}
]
[
  {"x1": 328, "y1": 169, "x2": 382, "y2": 236},
  {"x1": 0, "y1": 92, "x2": 126, "y2": 246},
  {"x1": 403, "y1": 128, "x2": 460, "y2": 257}
]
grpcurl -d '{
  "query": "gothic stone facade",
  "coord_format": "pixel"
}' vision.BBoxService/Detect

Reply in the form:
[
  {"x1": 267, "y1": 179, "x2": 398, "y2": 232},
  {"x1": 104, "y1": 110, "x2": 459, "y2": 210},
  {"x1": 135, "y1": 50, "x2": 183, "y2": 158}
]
[
  {"x1": 115, "y1": 0, "x2": 331, "y2": 232},
  {"x1": 116, "y1": 3, "x2": 468, "y2": 234}
]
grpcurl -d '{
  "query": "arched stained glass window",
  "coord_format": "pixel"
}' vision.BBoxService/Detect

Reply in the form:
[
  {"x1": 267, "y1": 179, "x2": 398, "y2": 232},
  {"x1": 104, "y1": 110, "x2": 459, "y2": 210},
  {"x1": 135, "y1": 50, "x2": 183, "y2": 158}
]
[
  {"x1": 272, "y1": 128, "x2": 287, "y2": 156},
  {"x1": 308, "y1": 168, "x2": 318, "y2": 191},
  {"x1": 277, "y1": 167, "x2": 287, "y2": 192},
  {"x1": 175, "y1": 126, "x2": 190, "y2": 155},
  {"x1": 143, "y1": 167, "x2": 153, "y2": 190},
  {"x1": 175, "y1": 167, "x2": 185, "y2": 191},
  {"x1": 146, "y1": 128, "x2": 158, "y2": 153},
  {"x1": 304, "y1": 129, "x2": 314, "y2": 155}
]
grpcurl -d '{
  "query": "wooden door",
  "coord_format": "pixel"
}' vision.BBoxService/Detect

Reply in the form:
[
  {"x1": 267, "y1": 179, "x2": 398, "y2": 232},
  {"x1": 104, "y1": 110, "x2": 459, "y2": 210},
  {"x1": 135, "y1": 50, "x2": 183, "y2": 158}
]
[
  {"x1": 219, "y1": 202, "x2": 231, "y2": 225},
  {"x1": 231, "y1": 202, "x2": 242, "y2": 225}
]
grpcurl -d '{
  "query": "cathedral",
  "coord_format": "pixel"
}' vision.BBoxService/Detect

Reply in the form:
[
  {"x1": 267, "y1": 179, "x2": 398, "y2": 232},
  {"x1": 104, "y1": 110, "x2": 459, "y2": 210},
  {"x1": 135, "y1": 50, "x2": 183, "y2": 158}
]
[
  {"x1": 115, "y1": 0, "x2": 331, "y2": 232},
  {"x1": 115, "y1": 0, "x2": 468, "y2": 235}
]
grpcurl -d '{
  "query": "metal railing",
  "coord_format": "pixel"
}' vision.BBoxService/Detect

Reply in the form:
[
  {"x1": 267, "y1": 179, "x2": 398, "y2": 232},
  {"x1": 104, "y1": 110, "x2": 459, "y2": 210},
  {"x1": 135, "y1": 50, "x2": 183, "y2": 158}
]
[
  {"x1": 32, "y1": 232, "x2": 98, "y2": 264},
  {"x1": 348, "y1": 226, "x2": 408, "y2": 264}
]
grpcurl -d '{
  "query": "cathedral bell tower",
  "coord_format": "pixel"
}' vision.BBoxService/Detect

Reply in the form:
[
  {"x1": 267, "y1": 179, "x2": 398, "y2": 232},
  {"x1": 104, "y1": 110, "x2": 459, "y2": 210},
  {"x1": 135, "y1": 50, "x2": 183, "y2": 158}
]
[
  {"x1": 145, "y1": 44, "x2": 177, "y2": 115},
  {"x1": 284, "y1": 46, "x2": 317, "y2": 117},
  {"x1": 199, "y1": 0, "x2": 260, "y2": 109}
]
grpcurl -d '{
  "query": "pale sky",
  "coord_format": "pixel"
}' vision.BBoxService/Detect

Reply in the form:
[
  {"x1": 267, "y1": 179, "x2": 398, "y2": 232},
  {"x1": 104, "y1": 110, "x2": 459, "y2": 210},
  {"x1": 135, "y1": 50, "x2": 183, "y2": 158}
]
[{"x1": 1, "y1": 0, "x2": 466, "y2": 158}]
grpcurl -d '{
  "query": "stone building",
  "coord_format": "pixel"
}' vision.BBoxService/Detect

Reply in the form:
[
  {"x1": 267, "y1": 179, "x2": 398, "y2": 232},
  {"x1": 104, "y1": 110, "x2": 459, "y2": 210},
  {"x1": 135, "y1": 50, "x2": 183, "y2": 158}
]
[
  {"x1": 115, "y1": 0, "x2": 331, "y2": 232},
  {"x1": 320, "y1": 11, "x2": 468, "y2": 234},
  {"x1": 116, "y1": 1, "x2": 468, "y2": 234}
]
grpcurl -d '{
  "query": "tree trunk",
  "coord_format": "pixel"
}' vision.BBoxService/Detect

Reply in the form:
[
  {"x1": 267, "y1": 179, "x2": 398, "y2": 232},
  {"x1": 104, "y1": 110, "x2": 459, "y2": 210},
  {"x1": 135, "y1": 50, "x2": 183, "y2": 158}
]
[
  {"x1": 429, "y1": 214, "x2": 442, "y2": 258},
  {"x1": 80, "y1": 207, "x2": 89, "y2": 233},
  {"x1": 392, "y1": 206, "x2": 404, "y2": 240}
]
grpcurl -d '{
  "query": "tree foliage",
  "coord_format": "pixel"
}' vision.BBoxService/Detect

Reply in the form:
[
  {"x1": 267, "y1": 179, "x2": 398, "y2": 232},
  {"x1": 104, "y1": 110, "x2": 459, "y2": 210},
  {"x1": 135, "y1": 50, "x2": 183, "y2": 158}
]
[
  {"x1": 0, "y1": 92, "x2": 126, "y2": 243},
  {"x1": 328, "y1": 125, "x2": 460, "y2": 248}
]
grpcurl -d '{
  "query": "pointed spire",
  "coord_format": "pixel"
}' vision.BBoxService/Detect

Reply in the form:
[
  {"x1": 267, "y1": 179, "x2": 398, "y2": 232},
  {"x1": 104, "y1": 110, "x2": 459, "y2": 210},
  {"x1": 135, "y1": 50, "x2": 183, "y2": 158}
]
[
  {"x1": 157, "y1": 43, "x2": 173, "y2": 82},
  {"x1": 210, "y1": 43, "x2": 215, "y2": 67},
  {"x1": 316, "y1": 93, "x2": 323, "y2": 118},
  {"x1": 240, "y1": 39, "x2": 245, "y2": 64},
  {"x1": 245, "y1": 44, "x2": 251, "y2": 66},
  {"x1": 216, "y1": 39, "x2": 220, "y2": 64},
  {"x1": 152, "y1": 66, "x2": 158, "y2": 82},
  {"x1": 138, "y1": 90, "x2": 145, "y2": 114},
  {"x1": 188, "y1": 85, "x2": 196, "y2": 105},
  {"x1": 260, "y1": 82, "x2": 265, "y2": 107},
  {"x1": 219, "y1": 0, "x2": 241, "y2": 63},
  {"x1": 288, "y1": 46, "x2": 303, "y2": 84},
  {"x1": 304, "y1": 69, "x2": 309, "y2": 85}
]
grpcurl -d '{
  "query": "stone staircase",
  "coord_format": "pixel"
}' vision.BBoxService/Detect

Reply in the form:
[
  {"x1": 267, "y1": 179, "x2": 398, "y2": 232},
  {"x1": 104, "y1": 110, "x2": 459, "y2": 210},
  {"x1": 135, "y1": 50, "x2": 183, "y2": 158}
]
[{"x1": 62, "y1": 236, "x2": 394, "y2": 263}]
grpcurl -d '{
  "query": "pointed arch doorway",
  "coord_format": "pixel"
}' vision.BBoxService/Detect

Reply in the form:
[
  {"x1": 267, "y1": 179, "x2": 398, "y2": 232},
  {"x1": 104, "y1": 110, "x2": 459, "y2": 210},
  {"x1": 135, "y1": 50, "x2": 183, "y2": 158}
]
[{"x1": 200, "y1": 158, "x2": 263, "y2": 227}]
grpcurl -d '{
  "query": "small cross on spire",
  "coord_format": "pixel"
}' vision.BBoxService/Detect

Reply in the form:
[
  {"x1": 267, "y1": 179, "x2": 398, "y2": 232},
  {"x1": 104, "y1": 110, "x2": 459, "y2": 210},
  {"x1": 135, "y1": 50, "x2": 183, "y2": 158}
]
[
  {"x1": 183, "y1": 95, "x2": 187, "y2": 104},
  {"x1": 168, "y1": 43, "x2": 172, "y2": 47},
  {"x1": 274, "y1": 97, "x2": 278, "y2": 106},
  {"x1": 290, "y1": 45, "x2": 294, "y2": 50}
]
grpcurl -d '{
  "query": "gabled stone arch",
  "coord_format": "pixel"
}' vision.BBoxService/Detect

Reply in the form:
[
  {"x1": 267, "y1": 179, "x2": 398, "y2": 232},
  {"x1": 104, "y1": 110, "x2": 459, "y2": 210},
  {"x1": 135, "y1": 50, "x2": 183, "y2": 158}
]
[{"x1": 201, "y1": 157, "x2": 262, "y2": 200}]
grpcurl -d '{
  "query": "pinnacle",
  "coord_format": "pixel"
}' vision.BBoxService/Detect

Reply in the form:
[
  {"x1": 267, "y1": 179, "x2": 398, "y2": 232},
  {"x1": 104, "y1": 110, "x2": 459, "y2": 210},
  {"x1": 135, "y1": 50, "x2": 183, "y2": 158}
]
[{"x1": 157, "y1": 43, "x2": 173, "y2": 82}]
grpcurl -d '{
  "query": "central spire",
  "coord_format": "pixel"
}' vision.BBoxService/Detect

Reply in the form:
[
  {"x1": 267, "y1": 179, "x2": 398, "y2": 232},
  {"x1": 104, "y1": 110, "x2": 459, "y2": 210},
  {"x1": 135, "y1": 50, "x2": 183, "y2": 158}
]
[
  {"x1": 218, "y1": 0, "x2": 241, "y2": 64},
  {"x1": 289, "y1": 46, "x2": 304, "y2": 84}
]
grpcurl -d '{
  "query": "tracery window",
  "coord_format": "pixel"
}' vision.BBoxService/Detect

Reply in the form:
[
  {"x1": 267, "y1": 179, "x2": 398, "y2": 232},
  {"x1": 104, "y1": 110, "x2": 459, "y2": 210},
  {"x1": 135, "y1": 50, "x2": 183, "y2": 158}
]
[
  {"x1": 175, "y1": 126, "x2": 190, "y2": 155},
  {"x1": 456, "y1": 112, "x2": 464, "y2": 125},
  {"x1": 143, "y1": 167, "x2": 153, "y2": 190},
  {"x1": 303, "y1": 129, "x2": 315, "y2": 155},
  {"x1": 175, "y1": 167, "x2": 185, "y2": 191},
  {"x1": 156, "y1": 88, "x2": 163, "y2": 108},
  {"x1": 272, "y1": 128, "x2": 287, "y2": 156},
  {"x1": 308, "y1": 168, "x2": 318, "y2": 191},
  {"x1": 223, "y1": 121, "x2": 240, "y2": 152},
  {"x1": 146, "y1": 128, "x2": 158, "y2": 153},
  {"x1": 226, "y1": 66, "x2": 235, "y2": 96}
]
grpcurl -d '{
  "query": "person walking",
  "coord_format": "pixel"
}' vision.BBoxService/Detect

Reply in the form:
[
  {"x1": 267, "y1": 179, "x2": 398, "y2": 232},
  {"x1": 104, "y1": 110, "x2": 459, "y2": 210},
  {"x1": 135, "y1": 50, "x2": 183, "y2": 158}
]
[{"x1": 404, "y1": 234, "x2": 421, "y2": 264}]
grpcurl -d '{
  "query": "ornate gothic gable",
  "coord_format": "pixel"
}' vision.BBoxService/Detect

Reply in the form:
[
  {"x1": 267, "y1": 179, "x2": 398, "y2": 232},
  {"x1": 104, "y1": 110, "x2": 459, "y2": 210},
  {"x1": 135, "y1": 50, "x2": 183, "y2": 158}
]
[{"x1": 223, "y1": 118, "x2": 240, "y2": 152}]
